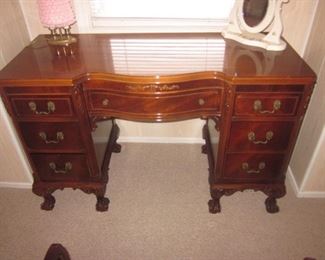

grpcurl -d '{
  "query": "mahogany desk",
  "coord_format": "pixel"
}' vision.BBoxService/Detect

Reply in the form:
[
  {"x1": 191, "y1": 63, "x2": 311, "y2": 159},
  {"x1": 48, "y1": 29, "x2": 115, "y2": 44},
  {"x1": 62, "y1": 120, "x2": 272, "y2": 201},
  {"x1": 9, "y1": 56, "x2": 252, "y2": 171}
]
[{"x1": 0, "y1": 34, "x2": 316, "y2": 213}]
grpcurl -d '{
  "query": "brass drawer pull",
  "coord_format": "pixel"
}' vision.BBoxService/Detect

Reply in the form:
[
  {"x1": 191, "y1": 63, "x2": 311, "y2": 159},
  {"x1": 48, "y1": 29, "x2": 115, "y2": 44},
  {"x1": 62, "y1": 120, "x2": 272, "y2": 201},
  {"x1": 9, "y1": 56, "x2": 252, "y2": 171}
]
[
  {"x1": 102, "y1": 98, "x2": 109, "y2": 106},
  {"x1": 28, "y1": 101, "x2": 56, "y2": 115},
  {"x1": 198, "y1": 98, "x2": 205, "y2": 106},
  {"x1": 248, "y1": 131, "x2": 274, "y2": 144},
  {"x1": 253, "y1": 100, "x2": 281, "y2": 114},
  {"x1": 39, "y1": 131, "x2": 64, "y2": 144},
  {"x1": 49, "y1": 162, "x2": 72, "y2": 174},
  {"x1": 242, "y1": 162, "x2": 266, "y2": 174}
]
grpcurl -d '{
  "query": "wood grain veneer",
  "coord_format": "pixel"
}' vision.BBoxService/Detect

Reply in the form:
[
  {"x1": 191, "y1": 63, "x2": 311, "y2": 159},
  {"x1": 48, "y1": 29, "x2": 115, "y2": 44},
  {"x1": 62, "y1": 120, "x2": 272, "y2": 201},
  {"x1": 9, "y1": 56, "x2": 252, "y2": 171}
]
[{"x1": 0, "y1": 33, "x2": 316, "y2": 213}]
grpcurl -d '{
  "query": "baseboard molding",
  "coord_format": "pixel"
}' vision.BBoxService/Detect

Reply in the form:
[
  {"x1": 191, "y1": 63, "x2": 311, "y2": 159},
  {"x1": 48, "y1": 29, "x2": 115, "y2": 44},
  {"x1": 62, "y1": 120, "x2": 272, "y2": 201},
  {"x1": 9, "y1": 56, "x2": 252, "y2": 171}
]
[
  {"x1": 93, "y1": 136, "x2": 205, "y2": 144},
  {"x1": 296, "y1": 191, "x2": 325, "y2": 198},
  {"x1": 0, "y1": 181, "x2": 32, "y2": 189},
  {"x1": 287, "y1": 166, "x2": 325, "y2": 198},
  {"x1": 287, "y1": 166, "x2": 300, "y2": 197}
]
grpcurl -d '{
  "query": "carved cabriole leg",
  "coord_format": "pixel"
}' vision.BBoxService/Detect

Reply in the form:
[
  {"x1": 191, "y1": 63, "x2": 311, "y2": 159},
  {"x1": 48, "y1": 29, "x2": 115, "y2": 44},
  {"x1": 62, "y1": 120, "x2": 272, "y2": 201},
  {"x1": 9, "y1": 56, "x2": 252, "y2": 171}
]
[
  {"x1": 208, "y1": 189, "x2": 237, "y2": 213},
  {"x1": 90, "y1": 117, "x2": 121, "y2": 155},
  {"x1": 41, "y1": 193, "x2": 56, "y2": 211},
  {"x1": 101, "y1": 120, "x2": 121, "y2": 176},
  {"x1": 209, "y1": 186, "x2": 287, "y2": 214},
  {"x1": 201, "y1": 120, "x2": 208, "y2": 154},
  {"x1": 201, "y1": 144, "x2": 208, "y2": 154},
  {"x1": 112, "y1": 142, "x2": 122, "y2": 153},
  {"x1": 95, "y1": 187, "x2": 110, "y2": 212},
  {"x1": 33, "y1": 186, "x2": 56, "y2": 211},
  {"x1": 262, "y1": 185, "x2": 286, "y2": 213},
  {"x1": 88, "y1": 119, "x2": 120, "y2": 212},
  {"x1": 202, "y1": 116, "x2": 220, "y2": 159},
  {"x1": 208, "y1": 189, "x2": 224, "y2": 213},
  {"x1": 86, "y1": 116, "x2": 119, "y2": 214},
  {"x1": 96, "y1": 196, "x2": 110, "y2": 212},
  {"x1": 80, "y1": 186, "x2": 110, "y2": 212},
  {"x1": 112, "y1": 121, "x2": 121, "y2": 153}
]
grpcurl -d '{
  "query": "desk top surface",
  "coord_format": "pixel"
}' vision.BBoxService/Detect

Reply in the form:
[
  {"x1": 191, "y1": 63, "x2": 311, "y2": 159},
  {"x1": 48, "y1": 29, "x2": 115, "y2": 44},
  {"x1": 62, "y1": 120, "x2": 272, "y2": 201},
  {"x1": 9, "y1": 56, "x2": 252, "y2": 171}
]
[{"x1": 0, "y1": 33, "x2": 316, "y2": 85}]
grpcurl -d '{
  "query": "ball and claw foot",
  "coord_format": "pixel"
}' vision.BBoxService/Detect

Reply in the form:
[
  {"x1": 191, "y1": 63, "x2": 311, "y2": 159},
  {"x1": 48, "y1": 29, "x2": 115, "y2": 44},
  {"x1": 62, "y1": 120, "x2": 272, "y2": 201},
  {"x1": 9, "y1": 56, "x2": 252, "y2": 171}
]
[
  {"x1": 96, "y1": 197, "x2": 110, "y2": 212},
  {"x1": 41, "y1": 194, "x2": 56, "y2": 211},
  {"x1": 265, "y1": 197, "x2": 279, "y2": 213},
  {"x1": 208, "y1": 199, "x2": 221, "y2": 214},
  {"x1": 112, "y1": 143, "x2": 121, "y2": 153},
  {"x1": 201, "y1": 144, "x2": 207, "y2": 154}
]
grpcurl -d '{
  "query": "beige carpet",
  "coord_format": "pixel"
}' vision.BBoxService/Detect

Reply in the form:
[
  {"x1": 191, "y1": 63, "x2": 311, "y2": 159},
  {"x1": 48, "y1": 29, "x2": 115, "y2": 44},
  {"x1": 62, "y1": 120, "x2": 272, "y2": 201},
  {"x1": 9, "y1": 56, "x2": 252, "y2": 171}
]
[{"x1": 0, "y1": 143, "x2": 324, "y2": 260}]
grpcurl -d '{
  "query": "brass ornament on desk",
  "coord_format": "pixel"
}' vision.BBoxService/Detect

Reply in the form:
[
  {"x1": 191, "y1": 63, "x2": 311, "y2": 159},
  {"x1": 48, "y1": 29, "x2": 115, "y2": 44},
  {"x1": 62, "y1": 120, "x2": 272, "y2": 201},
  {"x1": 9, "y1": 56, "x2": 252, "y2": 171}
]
[
  {"x1": 47, "y1": 25, "x2": 76, "y2": 46},
  {"x1": 127, "y1": 84, "x2": 180, "y2": 92}
]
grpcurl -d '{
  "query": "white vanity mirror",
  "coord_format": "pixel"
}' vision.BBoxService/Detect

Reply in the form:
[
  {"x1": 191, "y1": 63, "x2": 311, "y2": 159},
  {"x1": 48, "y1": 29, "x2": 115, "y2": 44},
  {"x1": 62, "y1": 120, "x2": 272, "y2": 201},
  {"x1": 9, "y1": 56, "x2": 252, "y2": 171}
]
[{"x1": 222, "y1": 0, "x2": 289, "y2": 51}]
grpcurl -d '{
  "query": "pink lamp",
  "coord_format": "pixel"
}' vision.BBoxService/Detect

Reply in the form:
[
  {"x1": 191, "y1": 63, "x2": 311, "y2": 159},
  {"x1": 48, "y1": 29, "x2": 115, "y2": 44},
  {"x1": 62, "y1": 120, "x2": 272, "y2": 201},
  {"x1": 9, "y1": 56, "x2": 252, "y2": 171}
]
[{"x1": 37, "y1": 0, "x2": 77, "y2": 46}]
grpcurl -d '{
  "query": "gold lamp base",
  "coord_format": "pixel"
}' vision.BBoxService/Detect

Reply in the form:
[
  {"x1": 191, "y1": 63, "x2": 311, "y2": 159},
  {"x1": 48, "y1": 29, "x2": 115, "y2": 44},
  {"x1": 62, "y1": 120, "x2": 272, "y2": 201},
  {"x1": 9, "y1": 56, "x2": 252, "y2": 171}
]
[
  {"x1": 47, "y1": 26, "x2": 77, "y2": 56},
  {"x1": 48, "y1": 36, "x2": 77, "y2": 46},
  {"x1": 47, "y1": 26, "x2": 77, "y2": 46}
]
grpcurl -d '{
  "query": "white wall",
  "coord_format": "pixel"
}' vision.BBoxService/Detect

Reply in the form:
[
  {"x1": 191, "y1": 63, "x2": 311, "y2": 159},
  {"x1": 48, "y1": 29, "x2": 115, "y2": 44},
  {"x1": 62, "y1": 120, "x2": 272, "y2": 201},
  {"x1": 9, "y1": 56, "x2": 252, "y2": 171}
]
[
  {"x1": 0, "y1": 0, "x2": 33, "y2": 186},
  {"x1": 289, "y1": 0, "x2": 325, "y2": 196}
]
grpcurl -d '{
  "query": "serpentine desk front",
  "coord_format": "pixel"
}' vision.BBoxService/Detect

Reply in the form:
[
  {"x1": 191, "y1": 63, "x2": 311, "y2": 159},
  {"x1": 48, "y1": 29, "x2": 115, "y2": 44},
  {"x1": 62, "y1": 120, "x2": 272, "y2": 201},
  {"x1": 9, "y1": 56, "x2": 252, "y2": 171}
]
[{"x1": 0, "y1": 33, "x2": 316, "y2": 213}]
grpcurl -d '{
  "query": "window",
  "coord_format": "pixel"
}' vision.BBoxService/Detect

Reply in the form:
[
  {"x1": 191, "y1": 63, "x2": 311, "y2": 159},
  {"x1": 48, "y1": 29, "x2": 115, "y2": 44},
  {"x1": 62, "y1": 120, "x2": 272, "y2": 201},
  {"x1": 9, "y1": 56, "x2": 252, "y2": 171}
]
[
  {"x1": 87, "y1": 0, "x2": 235, "y2": 32},
  {"x1": 109, "y1": 37, "x2": 226, "y2": 75}
]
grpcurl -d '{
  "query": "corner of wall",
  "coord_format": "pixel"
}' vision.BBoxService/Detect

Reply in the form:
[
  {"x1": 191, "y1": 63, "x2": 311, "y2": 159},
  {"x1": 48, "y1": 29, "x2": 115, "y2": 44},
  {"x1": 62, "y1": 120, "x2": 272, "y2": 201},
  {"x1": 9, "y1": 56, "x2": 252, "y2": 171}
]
[
  {"x1": 18, "y1": 0, "x2": 33, "y2": 41},
  {"x1": 301, "y1": 0, "x2": 319, "y2": 56},
  {"x1": 287, "y1": 166, "x2": 300, "y2": 197}
]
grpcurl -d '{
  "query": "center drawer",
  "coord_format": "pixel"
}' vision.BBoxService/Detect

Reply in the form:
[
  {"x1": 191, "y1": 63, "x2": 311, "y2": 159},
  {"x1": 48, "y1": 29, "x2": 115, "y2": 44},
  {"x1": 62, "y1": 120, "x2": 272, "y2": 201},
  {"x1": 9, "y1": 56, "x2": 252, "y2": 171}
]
[{"x1": 88, "y1": 90, "x2": 222, "y2": 118}]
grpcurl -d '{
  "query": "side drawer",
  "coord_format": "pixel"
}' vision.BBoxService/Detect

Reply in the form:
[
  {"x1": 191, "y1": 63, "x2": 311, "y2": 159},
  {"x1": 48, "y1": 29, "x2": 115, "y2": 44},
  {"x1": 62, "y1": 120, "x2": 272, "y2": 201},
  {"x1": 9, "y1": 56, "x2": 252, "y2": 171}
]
[
  {"x1": 222, "y1": 154, "x2": 284, "y2": 181},
  {"x1": 228, "y1": 121, "x2": 294, "y2": 152},
  {"x1": 19, "y1": 122, "x2": 85, "y2": 152},
  {"x1": 88, "y1": 90, "x2": 222, "y2": 117},
  {"x1": 9, "y1": 96, "x2": 75, "y2": 118},
  {"x1": 31, "y1": 154, "x2": 91, "y2": 182},
  {"x1": 234, "y1": 94, "x2": 300, "y2": 117}
]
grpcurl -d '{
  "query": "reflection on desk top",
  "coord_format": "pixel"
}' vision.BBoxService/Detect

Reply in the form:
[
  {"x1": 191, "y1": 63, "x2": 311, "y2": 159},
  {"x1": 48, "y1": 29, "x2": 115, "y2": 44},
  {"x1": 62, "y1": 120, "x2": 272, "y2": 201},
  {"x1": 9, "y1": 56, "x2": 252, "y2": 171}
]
[{"x1": 0, "y1": 33, "x2": 316, "y2": 85}]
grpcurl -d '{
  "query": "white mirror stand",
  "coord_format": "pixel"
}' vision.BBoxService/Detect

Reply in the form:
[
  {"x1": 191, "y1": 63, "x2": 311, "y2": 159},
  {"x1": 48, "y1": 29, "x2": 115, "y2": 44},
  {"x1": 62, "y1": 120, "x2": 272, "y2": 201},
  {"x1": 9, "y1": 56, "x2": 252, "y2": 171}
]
[{"x1": 222, "y1": 0, "x2": 289, "y2": 51}]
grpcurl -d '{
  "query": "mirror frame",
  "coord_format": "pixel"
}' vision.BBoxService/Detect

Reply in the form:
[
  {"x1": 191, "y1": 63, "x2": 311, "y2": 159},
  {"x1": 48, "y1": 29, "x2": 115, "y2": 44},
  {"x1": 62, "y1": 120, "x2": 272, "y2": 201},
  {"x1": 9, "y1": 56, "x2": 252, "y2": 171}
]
[
  {"x1": 222, "y1": 0, "x2": 289, "y2": 51},
  {"x1": 239, "y1": 0, "x2": 275, "y2": 33}
]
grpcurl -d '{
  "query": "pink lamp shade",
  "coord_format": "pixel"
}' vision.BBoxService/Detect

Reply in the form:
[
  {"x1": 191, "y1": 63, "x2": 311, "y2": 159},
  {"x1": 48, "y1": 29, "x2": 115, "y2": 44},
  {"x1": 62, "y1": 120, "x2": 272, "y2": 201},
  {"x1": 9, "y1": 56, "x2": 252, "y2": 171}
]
[{"x1": 37, "y1": 0, "x2": 76, "y2": 29}]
